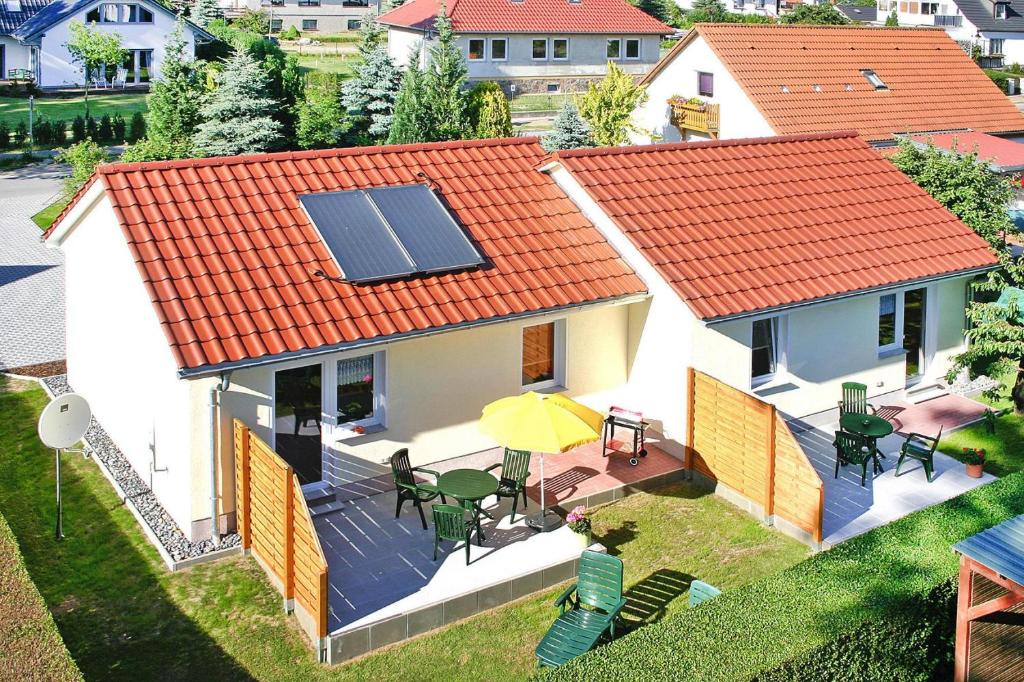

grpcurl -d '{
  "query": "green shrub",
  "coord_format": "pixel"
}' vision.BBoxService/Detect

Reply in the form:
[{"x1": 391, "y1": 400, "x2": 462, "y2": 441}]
[
  {"x1": 33, "y1": 118, "x2": 50, "y2": 147},
  {"x1": 71, "y1": 115, "x2": 86, "y2": 143},
  {"x1": 128, "y1": 111, "x2": 146, "y2": 142},
  {"x1": 85, "y1": 115, "x2": 98, "y2": 142},
  {"x1": 50, "y1": 119, "x2": 67, "y2": 146},
  {"x1": 111, "y1": 113, "x2": 126, "y2": 143},
  {"x1": 551, "y1": 474, "x2": 1024, "y2": 681},
  {"x1": 56, "y1": 139, "x2": 107, "y2": 200},
  {"x1": 97, "y1": 114, "x2": 113, "y2": 144},
  {"x1": 0, "y1": 121, "x2": 9, "y2": 149},
  {"x1": 12, "y1": 120, "x2": 27, "y2": 146},
  {"x1": 985, "y1": 68, "x2": 1011, "y2": 93},
  {"x1": 280, "y1": 25, "x2": 300, "y2": 40}
]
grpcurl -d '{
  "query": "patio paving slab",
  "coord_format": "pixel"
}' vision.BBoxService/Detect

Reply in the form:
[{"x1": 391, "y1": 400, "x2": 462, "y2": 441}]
[{"x1": 875, "y1": 393, "x2": 989, "y2": 437}]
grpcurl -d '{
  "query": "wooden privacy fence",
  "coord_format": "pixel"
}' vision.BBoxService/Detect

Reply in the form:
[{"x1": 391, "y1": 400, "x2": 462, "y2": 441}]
[
  {"x1": 234, "y1": 420, "x2": 329, "y2": 654},
  {"x1": 686, "y1": 368, "x2": 824, "y2": 544}
]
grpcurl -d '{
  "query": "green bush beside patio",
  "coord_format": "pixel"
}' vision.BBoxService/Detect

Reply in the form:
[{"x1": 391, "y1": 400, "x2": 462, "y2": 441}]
[
  {"x1": 0, "y1": 379, "x2": 807, "y2": 680},
  {"x1": 550, "y1": 473, "x2": 1024, "y2": 681}
]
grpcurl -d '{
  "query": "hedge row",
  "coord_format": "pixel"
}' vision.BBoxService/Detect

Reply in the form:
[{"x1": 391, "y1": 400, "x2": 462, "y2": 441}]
[
  {"x1": 0, "y1": 112, "x2": 145, "y2": 150},
  {"x1": 548, "y1": 474, "x2": 1024, "y2": 681},
  {"x1": 0, "y1": 511, "x2": 82, "y2": 681}
]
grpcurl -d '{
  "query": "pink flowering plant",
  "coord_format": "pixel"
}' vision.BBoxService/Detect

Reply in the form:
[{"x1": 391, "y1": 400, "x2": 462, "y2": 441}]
[{"x1": 566, "y1": 505, "x2": 592, "y2": 535}]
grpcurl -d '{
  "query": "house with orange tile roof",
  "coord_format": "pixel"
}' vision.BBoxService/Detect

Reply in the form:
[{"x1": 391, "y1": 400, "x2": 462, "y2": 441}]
[
  {"x1": 377, "y1": 0, "x2": 672, "y2": 94},
  {"x1": 632, "y1": 23, "x2": 1024, "y2": 145},
  {"x1": 43, "y1": 133, "x2": 996, "y2": 554}
]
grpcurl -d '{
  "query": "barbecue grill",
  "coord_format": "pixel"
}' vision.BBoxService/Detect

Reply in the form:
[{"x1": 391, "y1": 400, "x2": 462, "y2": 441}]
[{"x1": 602, "y1": 406, "x2": 649, "y2": 466}]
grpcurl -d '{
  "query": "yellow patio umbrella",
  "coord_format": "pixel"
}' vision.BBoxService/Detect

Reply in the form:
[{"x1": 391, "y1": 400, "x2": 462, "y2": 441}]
[{"x1": 479, "y1": 392, "x2": 605, "y2": 531}]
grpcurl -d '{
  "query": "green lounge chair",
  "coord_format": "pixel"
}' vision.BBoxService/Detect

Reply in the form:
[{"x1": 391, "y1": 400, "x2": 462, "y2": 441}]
[
  {"x1": 895, "y1": 427, "x2": 943, "y2": 482},
  {"x1": 390, "y1": 449, "x2": 446, "y2": 530},
  {"x1": 432, "y1": 504, "x2": 479, "y2": 565},
  {"x1": 535, "y1": 551, "x2": 627, "y2": 668},
  {"x1": 484, "y1": 448, "x2": 531, "y2": 522},
  {"x1": 688, "y1": 580, "x2": 721, "y2": 607},
  {"x1": 839, "y1": 381, "x2": 875, "y2": 417},
  {"x1": 834, "y1": 431, "x2": 874, "y2": 486}
]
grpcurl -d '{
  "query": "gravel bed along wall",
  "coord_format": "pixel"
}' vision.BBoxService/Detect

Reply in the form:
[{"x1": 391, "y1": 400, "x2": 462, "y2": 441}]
[{"x1": 41, "y1": 375, "x2": 240, "y2": 562}]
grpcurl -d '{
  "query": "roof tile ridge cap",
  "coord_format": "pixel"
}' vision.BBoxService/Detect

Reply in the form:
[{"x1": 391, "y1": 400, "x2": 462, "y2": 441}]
[
  {"x1": 101, "y1": 136, "x2": 542, "y2": 174},
  {"x1": 553, "y1": 131, "x2": 862, "y2": 159}
]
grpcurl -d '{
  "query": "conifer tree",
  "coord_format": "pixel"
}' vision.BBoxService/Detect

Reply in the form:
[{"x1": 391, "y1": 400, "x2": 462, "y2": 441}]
[
  {"x1": 192, "y1": 49, "x2": 282, "y2": 156},
  {"x1": 576, "y1": 62, "x2": 647, "y2": 146},
  {"x1": 190, "y1": 0, "x2": 222, "y2": 28},
  {"x1": 541, "y1": 101, "x2": 595, "y2": 152},
  {"x1": 342, "y1": 43, "x2": 401, "y2": 141},
  {"x1": 468, "y1": 82, "x2": 512, "y2": 139},
  {"x1": 423, "y1": 4, "x2": 468, "y2": 141},
  {"x1": 296, "y1": 72, "x2": 348, "y2": 149},
  {"x1": 387, "y1": 49, "x2": 429, "y2": 144},
  {"x1": 145, "y1": 19, "x2": 204, "y2": 156}
]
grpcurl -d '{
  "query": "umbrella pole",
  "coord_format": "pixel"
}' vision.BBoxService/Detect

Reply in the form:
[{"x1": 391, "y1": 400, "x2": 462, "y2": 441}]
[{"x1": 527, "y1": 452, "x2": 562, "y2": 533}]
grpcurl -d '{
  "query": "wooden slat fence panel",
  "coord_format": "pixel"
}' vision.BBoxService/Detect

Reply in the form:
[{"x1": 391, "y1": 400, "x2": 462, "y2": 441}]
[
  {"x1": 233, "y1": 420, "x2": 330, "y2": 647},
  {"x1": 687, "y1": 369, "x2": 824, "y2": 545}
]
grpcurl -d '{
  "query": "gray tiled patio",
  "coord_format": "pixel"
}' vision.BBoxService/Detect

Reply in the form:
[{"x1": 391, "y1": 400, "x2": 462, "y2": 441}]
[{"x1": 790, "y1": 401, "x2": 997, "y2": 547}]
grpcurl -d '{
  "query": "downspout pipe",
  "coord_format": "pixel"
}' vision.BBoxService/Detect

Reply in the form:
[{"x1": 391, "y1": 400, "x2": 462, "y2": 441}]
[{"x1": 209, "y1": 371, "x2": 232, "y2": 547}]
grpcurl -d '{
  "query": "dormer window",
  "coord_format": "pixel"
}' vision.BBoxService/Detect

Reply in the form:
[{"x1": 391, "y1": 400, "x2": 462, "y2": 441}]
[
  {"x1": 6, "y1": 0, "x2": 22, "y2": 12},
  {"x1": 995, "y1": 2, "x2": 1009, "y2": 18},
  {"x1": 861, "y1": 69, "x2": 887, "y2": 90}
]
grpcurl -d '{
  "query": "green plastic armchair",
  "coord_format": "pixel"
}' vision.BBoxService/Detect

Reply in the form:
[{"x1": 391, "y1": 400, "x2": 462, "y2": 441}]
[
  {"x1": 839, "y1": 382, "x2": 875, "y2": 417},
  {"x1": 834, "y1": 431, "x2": 874, "y2": 486},
  {"x1": 895, "y1": 427, "x2": 943, "y2": 482},
  {"x1": 485, "y1": 448, "x2": 531, "y2": 522},
  {"x1": 390, "y1": 449, "x2": 446, "y2": 530},
  {"x1": 432, "y1": 504, "x2": 479, "y2": 565}
]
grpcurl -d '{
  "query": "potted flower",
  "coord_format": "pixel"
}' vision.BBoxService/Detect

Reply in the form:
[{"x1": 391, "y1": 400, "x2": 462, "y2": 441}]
[
  {"x1": 566, "y1": 505, "x2": 592, "y2": 548},
  {"x1": 962, "y1": 448, "x2": 986, "y2": 478}
]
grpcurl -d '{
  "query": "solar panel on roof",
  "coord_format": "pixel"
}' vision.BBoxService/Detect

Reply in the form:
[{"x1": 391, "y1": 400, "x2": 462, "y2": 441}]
[
  {"x1": 367, "y1": 185, "x2": 484, "y2": 274},
  {"x1": 299, "y1": 190, "x2": 416, "y2": 283},
  {"x1": 299, "y1": 184, "x2": 483, "y2": 283}
]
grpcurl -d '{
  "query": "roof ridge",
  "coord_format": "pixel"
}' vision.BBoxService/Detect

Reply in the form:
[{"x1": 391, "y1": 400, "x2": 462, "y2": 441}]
[
  {"x1": 552, "y1": 131, "x2": 861, "y2": 160},
  {"x1": 99, "y1": 136, "x2": 540, "y2": 175},
  {"x1": 695, "y1": 22, "x2": 947, "y2": 31}
]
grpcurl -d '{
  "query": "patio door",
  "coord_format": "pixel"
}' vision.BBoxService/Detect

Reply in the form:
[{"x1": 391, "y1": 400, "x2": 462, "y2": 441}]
[
  {"x1": 904, "y1": 288, "x2": 927, "y2": 385},
  {"x1": 274, "y1": 363, "x2": 323, "y2": 485}
]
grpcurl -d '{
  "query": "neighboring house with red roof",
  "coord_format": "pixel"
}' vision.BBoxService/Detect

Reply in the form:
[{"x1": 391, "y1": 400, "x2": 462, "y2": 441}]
[
  {"x1": 44, "y1": 133, "x2": 997, "y2": 546},
  {"x1": 377, "y1": 0, "x2": 672, "y2": 94},
  {"x1": 632, "y1": 24, "x2": 1024, "y2": 145}
]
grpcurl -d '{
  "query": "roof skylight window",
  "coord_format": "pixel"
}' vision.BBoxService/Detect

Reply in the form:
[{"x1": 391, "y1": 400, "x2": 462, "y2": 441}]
[
  {"x1": 861, "y1": 69, "x2": 887, "y2": 90},
  {"x1": 780, "y1": 85, "x2": 790, "y2": 93}
]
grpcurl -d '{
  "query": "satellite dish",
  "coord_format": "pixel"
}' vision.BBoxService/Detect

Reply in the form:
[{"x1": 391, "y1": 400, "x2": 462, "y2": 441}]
[{"x1": 38, "y1": 393, "x2": 91, "y2": 449}]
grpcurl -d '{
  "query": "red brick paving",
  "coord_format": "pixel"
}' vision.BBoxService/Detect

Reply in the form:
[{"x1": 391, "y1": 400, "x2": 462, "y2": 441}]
[{"x1": 875, "y1": 394, "x2": 989, "y2": 438}]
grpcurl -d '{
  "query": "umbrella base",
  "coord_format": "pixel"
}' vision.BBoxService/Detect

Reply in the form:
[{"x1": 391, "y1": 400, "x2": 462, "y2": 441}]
[{"x1": 526, "y1": 510, "x2": 563, "y2": 532}]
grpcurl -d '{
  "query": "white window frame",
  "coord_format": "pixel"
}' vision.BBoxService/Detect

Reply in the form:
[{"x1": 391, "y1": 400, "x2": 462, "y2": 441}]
[
  {"x1": 520, "y1": 318, "x2": 567, "y2": 391},
  {"x1": 878, "y1": 292, "x2": 903, "y2": 355},
  {"x1": 921, "y1": 2, "x2": 938, "y2": 13},
  {"x1": 996, "y1": 2, "x2": 1008, "y2": 18},
  {"x1": 624, "y1": 38, "x2": 641, "y2": 60},
  {"x1": 606, "y1": 38, "x2": 622, "y2": 61},
  {"x1": 489, "y1": 37, "x2": 508, "y2": 61},
  {"x1": 467, "y1": 38, "x2": 486, "y2": 62},
  {"x1": 750, "y1": 315, "x2": 788, "y2": 388},
  {"x1": 531, "y1": 38, "x2": 549, "y2": 61},
  {"x1": 552, "y1": 37, "x2": 570, "y2": 61}
]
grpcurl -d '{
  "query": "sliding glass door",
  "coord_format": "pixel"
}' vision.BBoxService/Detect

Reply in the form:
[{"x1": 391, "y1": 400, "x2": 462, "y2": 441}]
[{"x1": 273, "y1": 364, "x2": 323, "y2": 485}]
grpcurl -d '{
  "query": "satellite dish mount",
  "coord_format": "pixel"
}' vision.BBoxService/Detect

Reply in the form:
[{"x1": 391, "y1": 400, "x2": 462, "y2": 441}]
[{"x1": 37, "y1": 393, "x2": 91, "y2": 541}]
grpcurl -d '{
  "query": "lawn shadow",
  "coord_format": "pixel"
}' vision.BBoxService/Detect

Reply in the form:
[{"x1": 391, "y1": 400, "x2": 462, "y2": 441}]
[
  {"x1": 620, "y1": 568, "x2": 694, "y2": 629},
  {"x1": 0, "y1": 386, "x2": 257, "y2": 681}
]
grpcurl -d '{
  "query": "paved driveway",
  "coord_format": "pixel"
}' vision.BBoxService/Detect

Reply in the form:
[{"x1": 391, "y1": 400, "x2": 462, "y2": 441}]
[{"x1": 0, "y1": 163, "x2": 65, "y2": 371}]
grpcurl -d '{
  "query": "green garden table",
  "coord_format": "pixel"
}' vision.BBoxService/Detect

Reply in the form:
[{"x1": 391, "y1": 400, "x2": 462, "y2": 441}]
[
  {"x1": 437, "y1": 469, "x2": 499, "y2": 541},
  {"x1": 839, "y1": 413, "x2": 894, "y2": 474}
]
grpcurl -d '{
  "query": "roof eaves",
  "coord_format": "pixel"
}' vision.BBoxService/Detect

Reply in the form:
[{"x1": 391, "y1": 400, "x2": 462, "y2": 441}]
[{"x1": 639, "y1": 26, "x2": 699, "y2": 86}]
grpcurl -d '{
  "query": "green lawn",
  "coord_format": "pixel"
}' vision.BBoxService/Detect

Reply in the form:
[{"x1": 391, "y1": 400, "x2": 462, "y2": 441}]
[
  {"x1": 940, "y1": 412, "x2": 1024, "y2": 478},
  {"x1": 294, "y1": 53, "x2": 360, "y2": 77},
  {"x1": 510, "y1": 93, "x2": 572, "y2": 113},
  {"x1": 0, "y1": 93, "x2": 148, "y2": 129},
  {"x1": 0, "y1": 379, "x2": 806, "y2": 681},
  {"x1": 32, "y1": 198, "x2": 69, "y2": 231}
]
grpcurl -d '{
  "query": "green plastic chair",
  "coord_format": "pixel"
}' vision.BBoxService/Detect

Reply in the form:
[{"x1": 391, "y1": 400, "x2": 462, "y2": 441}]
[
  {"x1": 535, "y1": 551, "x2": 627, "y2": 668},
  {"x1": 390, "y1": 449, "x2": 446, "y2": 530},
  {"x1": 484, "y1": 448, "x2": 531, "y2": 522},
  {"x1": 895, "y1": 427, "x2": 943, "y2": 482},
  {"x1": 834, "y1": 431, "x2": 874, "y2": 486},
  {"x1": 688, "y1": 580, "x2": 721, "y2": 608},
  {"x1": 839, "y1": 382, "x2": 875, "y2": 417},
  {"x1": 432, "y1": 504, "x2": 479, "y2": 565}
]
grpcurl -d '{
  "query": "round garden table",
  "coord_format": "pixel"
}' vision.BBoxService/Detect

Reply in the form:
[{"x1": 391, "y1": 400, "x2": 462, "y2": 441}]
[
  {"x1": 437, "y1": 469, "x2": 499, "y2": 540},
  {"x1": 839, "y1": 413, "x2": 894, "y2": 474}
]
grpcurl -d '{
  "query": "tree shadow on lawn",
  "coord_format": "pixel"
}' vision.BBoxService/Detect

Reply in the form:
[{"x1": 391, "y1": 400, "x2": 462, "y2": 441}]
[
  {"x1": 0, "y1": 385, "x2": 255, "y2": 681},
  {"x1": 620, "y1": 568, "x2": 694, "y2": 630}
]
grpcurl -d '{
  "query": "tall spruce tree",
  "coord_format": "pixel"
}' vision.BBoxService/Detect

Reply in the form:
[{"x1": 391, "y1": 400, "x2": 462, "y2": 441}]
[
  {"x1": 192, "y1": 49, "x2": 282, "y2": 156},
  {"x1": 342, "y1": 43, "x2": 401, "y2": 141},
  {"x1": 387, "y1": 49, "x2": 429, "y2": 144},
  {"x1": 144, "y1": 19, "x2": 204, "y2": 156},
  {"x1": 541, "y1": 101, "x2": 595, "y2": 152},
  {"x1": 190, "y1": 0, "x2": 222, "y2": 28},
  {"x1": 423, "y1": 4, "x2": 469, "y2": 141}
]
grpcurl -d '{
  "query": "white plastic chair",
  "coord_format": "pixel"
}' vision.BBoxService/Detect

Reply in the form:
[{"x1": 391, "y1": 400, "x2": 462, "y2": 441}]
[{"x1": 112, "y1": 67, "x2": 127, "y2": 89}]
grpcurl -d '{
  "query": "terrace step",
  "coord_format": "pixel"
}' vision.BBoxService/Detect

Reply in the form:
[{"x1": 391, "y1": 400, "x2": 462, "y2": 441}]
[
  {"x1": 302, "y1": 481, "x2": 337, "y2": 508},
  {"x1": 309, "y1": 498, "x2": 346, "y2": 518},
  {"x1": 905, "y1": 382, "x2": 948, "y2": 405}
]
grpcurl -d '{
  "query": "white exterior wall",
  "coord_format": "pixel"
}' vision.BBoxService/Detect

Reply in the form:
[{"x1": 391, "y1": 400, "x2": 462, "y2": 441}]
[
  {"x1": 880, "y1": 1, "x2": 1024, "y2": 64},
  {"x1": 58, "y1": 191, "x2": 204, "y2": 539},
  {"x1": 631, "y1": 34, "x2": 775, "y2": 144},
  {"x1": 30, "y1": 1, "x2": 199, "y2": 88},
  {"x1": 388, "y1": 25, "x2": 427, "y2": 68},
  {"x1": 1, "y1": 35, "x2": 32, "y2": 73},
  {"x1": 221, "y1": 302, "x2": 637, "y2": 483}
]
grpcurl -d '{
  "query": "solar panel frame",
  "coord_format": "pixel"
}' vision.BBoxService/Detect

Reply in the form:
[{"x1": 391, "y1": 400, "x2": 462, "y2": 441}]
[
  {"x1": 367, "y1": 184, "x2": 485, "y2": 275},
  {"x1": 299, "y1": 190, "x2": 416, "y2": 283}
]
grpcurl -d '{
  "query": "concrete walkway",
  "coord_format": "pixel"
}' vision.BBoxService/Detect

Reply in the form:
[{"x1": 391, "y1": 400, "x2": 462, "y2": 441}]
[{"x1": 0, "y1": 163, "x2": 65, "y2": 370}]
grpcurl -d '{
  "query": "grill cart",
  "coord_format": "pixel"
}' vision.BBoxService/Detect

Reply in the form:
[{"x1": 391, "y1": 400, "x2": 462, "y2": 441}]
[{"x1": 602, "y1": 406, "x2": 649, "y2": 466}]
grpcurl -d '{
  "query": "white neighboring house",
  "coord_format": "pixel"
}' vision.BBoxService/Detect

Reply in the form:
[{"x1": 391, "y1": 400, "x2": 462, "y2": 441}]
[
  {"x1": 220, "y1": 0, "x2": 380, "y2": 34},
  {"x1": 672, "y1": 0, "x2": 784, "y2": 16},
  {"x1": 878, "y1": 0, "x2": 1024, "y2": 67},
  {"x1": 632, "y1": 23, "x2": 1024, "y2": 145},
  {"x1": 378, "y1": 0, "x2": 673, "y2": 94},
  {"x1": 45, "y1": 132, "x2": 996, "y2": 547},
  {"x1": 4, "y1": 0, "x2": 212, "y2": 88}
]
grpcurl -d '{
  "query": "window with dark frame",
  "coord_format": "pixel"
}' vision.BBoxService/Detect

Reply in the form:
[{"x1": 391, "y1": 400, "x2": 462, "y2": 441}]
[
  {"x1": 532, "y1": 38, "x2": 548, "y2": 59},
  {"x1": 298, "y1": 0, "x2": 321, "y2": 6},
  {"x1": 271, "y1": 18, "x2": 283, "y2": 31},
  {"x1": 996, "y1": 2, "x2": 1008, "y2": 18},
  {"x1": 751, "y1": 318, "x2": 778, "y2": 382},
  {"x1": 553, "y1": 38, "x2": 569, "y2": 60},
  {"x1": 347, "y1": 19, "x2": 361, "y2": 30},
  {"x1": 698, "y1": 71, "x2": 714, "y2": 97},
  {"x1": 302, "y1": 18, "x2": 318, "y2": 30},
  {"x1": 491, "y1": 38, "x2": 507, "y2": 60},
  {"x1": 625, "y1": 38, "x2": 640, "y2": 59},
  {"x1": 468, "y1": 38, "x2": 485, "y2": 60}
]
